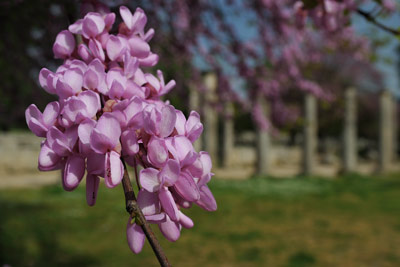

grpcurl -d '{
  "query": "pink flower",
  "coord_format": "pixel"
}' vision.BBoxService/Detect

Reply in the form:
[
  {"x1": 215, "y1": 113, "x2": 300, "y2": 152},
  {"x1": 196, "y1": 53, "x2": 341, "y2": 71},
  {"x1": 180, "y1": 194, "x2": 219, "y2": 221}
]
[
  {"x1": 106, "y1": 35, "x2": 127, "y2": 61},
  {"x1": 26, "y1": 6, "x2": 216, "y2": 255},
  {"x1": 126, "y1": 189, "x2": 194, "y2": 253},
  {"x1": 89, "y1": 38, "x2": 105, "y2": 61},
  {"x1": 90, "y1": 113, "x2": 124, "y2": 188},
  {"x1": 83, "y1": 59, "x2": 108, "y2": 94},
  {"x1": 120, "y1": 6, "x2": 148, "y2": 36},
  {"x1": 382, "y1": 0, "x2": 396, "y2": 12},
  {"x1": 175, "y1": 111, "x2": 203, "y2": 143},
  {"x1": 140, "y1": 159, "x2": 180, "y2": 221},
  {"x1": 25, "y1": 102, "x2": 59, "y2": 137},
  {"x1": 53, "y1": 30, "x2": 75, "y2": 59},
  {"x1": 55, "y1": 67, "x2": 84, "y2": 99},
  {"x1": 78, "y1": 43, "x2": 94, "y2": 63},
  {"x1": 128, "y1": 36, "x2": 150, "y2": 58},
  {"x1": 145, "y1": 70, "x2": 176, "y2": 98},
  {"x1": 82, "y1": 12, "x2": 105, "y2": 39},
  {"x1": 143, "y1": 103, "x2": 177, "y2": 138},
  {"x1": 59, "y1": 90, "x2": 100, "y2": 127}
]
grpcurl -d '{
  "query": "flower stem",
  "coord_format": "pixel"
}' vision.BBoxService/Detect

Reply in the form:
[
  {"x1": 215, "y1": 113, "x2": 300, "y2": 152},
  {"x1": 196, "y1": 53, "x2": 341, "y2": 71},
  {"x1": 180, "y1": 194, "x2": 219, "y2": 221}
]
[{"x1": 121, "y1": 159, "x2": 171, "y2": 267}]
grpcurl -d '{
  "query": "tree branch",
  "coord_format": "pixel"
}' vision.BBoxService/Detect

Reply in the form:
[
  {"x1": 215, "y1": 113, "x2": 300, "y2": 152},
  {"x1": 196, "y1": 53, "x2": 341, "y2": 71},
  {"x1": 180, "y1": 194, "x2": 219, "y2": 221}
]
[
  {"x1": 121, "y1": 160, "x2": 171, "y2": 267},
  {"x1": 357, "y1": 9, "x2": 400, "y2": 36}
]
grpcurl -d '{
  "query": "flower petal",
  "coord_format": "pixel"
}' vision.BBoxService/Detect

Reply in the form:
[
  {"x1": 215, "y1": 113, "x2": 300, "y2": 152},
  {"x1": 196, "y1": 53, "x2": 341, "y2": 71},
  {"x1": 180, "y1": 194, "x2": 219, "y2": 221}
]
[
  {"x1": 196, "y1": 185, "x2": 217, "y2": 211},
  {"x1": 178, "y1": 210, "x2": 194, "y2": 229},
  {"x1": 63, "y1": 155, "x2": 85, "y2": 191},
  {"x1": 121, "y1": 129, "x2": 139, "y2": 156},
  {"x1": 126, "y1": 219, "x2": 145, "y2": 254},
  {"x1": 82, "y1": 12, "x2": 105, "y2": 38},
  {"x1": 38, "y1": 142, "x2": 61, "y2": 171},
  {"x1": 106, "y1": 35, "x2": 126, "y2": 61},
  {"x1": 174, "y1": 110, "x2": 186, "y2": 135},
  {"x1": 128, "y1": 36, "x2": 150, "y2": 58},
  {"x1": 68, "y1": 19, "x2": 83, "y2": 34},
  {"x1": 78, "y1": 44, "x2": 93, "y2": 63},
  {"x1": 186, "y1": 111, "x2": 203, "y2": 142},
  {"x1": 159, "y1": 159, "x2": 180, "y2": 186},
  {"x1": 147, "y1": 137, "x2": 168, "y2": 168},
  {"x1": 138, "y1": 53, "x2": 158, "y2": 67},
  {"x1": 159, "y1": 187, "x2": 179, "y2": 222},
  {"x1": 159, "y1": 215, "x2": 181, "y2": 242},
  {"x1": 87, "y1": 153, "x2": 105, "y2": 176},
  {"x1": 25, "y1": 104, "x2": 47, "y2": 137},
  {"x1": 90, "y1": 113, "x2": 121, "y2": 153},
  {"x1": 39, "y1": 68, "x2": 56, "y2": 94},
  {"x1": 139, "y1": 168, "x2": 160, "y2": 193},
  {"x1": 86, "y1": 174, "x2": 100, "y2": 206},
  {"x1": 159, "y1": 105, "x2": 176, "y2": 138},
  {"x1": 88, "y1": 38, "x2": 105, "y2": 62},
  {"x1": 42, "y1": 101, "x2": 60, "y2": 127},
  {"x1": 145, "y1": 213, "x2": 166, "y2": 223},
  {"x1": 174, "y1": 172, "x2": 200, "y2": 202},
  {"x1": 53, "y1": 30, "x2": 75, "y2": 59},
  {"x1": 78, "y1": 119, "x2": 96, "y2": 154},
  {"x1": 105, "y1": 151, "x2": 123, "y2": 188},
  {"x1": 78, "y1": 90, "x2": 101, "y2": 119},
  {"x1": 120, "y1": 6, "x2": 133, "y2": 30},
  {"x1": 137, "y1": 189, "x2": 160, "y2": 216}
]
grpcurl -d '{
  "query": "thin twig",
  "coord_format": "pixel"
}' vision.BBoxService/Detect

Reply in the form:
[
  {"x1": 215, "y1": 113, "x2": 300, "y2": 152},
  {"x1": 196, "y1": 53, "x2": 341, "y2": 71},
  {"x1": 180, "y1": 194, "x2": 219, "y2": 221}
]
[
  {"x1": 121, "y1": 159, "x2": 171, "y2": 267},
  {"x1": 357, "y1": 9, "x2": 400, "y2": 36},
  {"x1": 133, "y1": 158, "x2": 141, "y2": 190}
]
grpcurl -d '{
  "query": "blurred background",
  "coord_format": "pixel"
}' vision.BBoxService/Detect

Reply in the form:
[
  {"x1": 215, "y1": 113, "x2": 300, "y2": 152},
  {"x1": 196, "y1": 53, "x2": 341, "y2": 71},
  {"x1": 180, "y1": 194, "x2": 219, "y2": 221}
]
[{"x1": 1, "y1": 0, "x2": 400, "y2": 266}]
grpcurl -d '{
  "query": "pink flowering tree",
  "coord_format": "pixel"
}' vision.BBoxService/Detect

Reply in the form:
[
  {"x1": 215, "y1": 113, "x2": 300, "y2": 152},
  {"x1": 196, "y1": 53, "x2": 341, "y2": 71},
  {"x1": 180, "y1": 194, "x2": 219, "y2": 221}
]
[
  {"x1": 120, "y1": 0, "x2": 398, "y2": 132},
  {"x1": 25, "y1": 5, "x2": 216, "y2": 266}
]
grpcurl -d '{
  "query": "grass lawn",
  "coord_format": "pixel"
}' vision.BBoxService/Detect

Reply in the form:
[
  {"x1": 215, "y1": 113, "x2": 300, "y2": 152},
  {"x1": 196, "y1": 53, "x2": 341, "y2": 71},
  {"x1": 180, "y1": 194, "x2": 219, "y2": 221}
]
[{"x1": 1, "y1": 173, "x2": 400, "y2": 267}]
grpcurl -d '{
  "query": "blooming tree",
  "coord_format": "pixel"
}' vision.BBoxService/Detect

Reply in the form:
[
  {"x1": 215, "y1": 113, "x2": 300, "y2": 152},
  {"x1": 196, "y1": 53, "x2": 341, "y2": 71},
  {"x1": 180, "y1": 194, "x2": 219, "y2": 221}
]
[
  {"x1": 25, "y1": 5, "x2": 216, "y2": 265},
  {"x1": 125, "y1": 0, "x2": 398, "y2": 130}
]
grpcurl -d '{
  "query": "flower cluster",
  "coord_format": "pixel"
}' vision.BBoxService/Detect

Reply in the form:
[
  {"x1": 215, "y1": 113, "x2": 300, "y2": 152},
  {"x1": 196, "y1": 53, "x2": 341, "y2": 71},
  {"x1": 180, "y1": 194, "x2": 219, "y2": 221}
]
[
  {"x1": 25, "y1": 6, "x2": 216, "y2": 254},
  {"x1": 294, "y1": 0, "x2": 396, "y2": 32}
]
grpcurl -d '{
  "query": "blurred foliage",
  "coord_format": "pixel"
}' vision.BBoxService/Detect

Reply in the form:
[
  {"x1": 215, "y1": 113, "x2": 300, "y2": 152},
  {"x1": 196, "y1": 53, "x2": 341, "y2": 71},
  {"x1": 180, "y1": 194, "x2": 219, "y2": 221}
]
[{"x1": 0, "y1": 0, "x2": 78, "y2": 130}]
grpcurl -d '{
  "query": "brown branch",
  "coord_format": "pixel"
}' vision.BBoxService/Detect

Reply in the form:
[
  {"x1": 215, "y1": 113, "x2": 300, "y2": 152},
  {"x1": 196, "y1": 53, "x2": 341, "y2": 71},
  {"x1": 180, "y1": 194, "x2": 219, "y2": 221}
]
[
  {"x1": 133, "y1": 157, "x2": 141, "y2": 190},
  {"x1": 357, "y1": 9, "x2": 400, "y2": 36},
  {"x1": 121, "y1": 160, "x2": 171, "y2": 267}
]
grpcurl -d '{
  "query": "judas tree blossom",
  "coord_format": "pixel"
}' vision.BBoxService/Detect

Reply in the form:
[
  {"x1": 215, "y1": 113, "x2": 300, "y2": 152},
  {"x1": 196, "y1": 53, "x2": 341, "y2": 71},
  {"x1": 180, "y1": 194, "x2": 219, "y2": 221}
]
[
  {"x1": 118, "y1": 0, "x2": 391, "y2": 133},
  {"x1": 25, "y1": 5, "x2": 216, "y2": 255}
]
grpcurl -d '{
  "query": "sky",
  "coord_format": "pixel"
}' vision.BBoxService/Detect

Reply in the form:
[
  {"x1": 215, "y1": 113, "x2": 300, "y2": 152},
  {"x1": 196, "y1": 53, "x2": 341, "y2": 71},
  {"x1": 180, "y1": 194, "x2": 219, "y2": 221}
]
[
  {"x1": 352, "y1": 3, "x2": 400, "y2": 96},
  {"x1": 192, "y1": 0, "x2": 400, "y2": 99}
]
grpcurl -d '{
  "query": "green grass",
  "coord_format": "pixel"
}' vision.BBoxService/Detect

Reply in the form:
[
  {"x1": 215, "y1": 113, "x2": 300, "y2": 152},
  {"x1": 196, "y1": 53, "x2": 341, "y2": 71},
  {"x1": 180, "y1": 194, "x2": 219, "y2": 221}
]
[{"x1": 1, "y1": 174, "x2": 400, "y2": 266}]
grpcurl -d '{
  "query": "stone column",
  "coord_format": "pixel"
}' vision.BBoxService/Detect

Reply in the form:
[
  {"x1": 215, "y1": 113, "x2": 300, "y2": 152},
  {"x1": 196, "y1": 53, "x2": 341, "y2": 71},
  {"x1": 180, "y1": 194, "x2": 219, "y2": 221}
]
[
  {"x1": 342, "y1": 87, "x2": 357, "y2": 173},
  {"x1": 378, "y1": 90, "x2": 393, "y2": 173},
  {"x1": 392, "y1": 97, "x2": 398, "y2": 162},
  {"x1": 222, "y1": 102, "x2": 234, "y2": 168},
  {"x1": 203, "y1": 72, "x2": 218, "y2": 164},
  {"x1": 189, "y1": 84, "x2": 202, "y2": 151},
  {"x1": 255, "y1": 98, "x2": 270, "y2": 176},
  {"x1": 303, "y1": 93, "x2": 317, "y2": 176}
]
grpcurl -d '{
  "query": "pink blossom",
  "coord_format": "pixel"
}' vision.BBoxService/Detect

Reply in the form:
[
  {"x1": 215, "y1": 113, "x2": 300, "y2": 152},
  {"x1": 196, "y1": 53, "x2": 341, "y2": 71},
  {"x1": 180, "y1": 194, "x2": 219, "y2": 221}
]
[
  {"x1": 53, "y1": 30, "x2": 75, "y2": 59},
  {"x1": 82, "y1": 12, "x2": 105, "y2": 39},
  {"x1": 26, "y1": 5, "x2": 216, "y2": 255},
  {"x1": 25, "y1": 102, "x2": 59, "y2": 137}
]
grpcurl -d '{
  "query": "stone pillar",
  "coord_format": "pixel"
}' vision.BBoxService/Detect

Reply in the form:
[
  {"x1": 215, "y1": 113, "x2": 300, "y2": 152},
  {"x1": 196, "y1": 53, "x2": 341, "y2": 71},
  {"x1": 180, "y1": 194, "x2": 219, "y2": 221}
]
[
  {"x1": 303, "y1": 93, "x2": 317, "y2": 176},
  {"x1": 392, "y1": 97, "x2": 398, "y2": 162},
  {"x1": 378, "y1": 90, "x2": 393, "y2": 173},
  {"x1": 203, "y1": 73, "x2": 218, "y2": 164},
  {"x1": 222, "y1": 102, "x2": 234, "y2": 168},
  {"x1": 255, "y1": 98, "x2": 270, "y2": 176},
  {"x1": 342, "y1": 87, "x2": 357, "y2": 173},
  {"x1": 189, "y1": 84, "x2": 202, "y2": 151}
]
